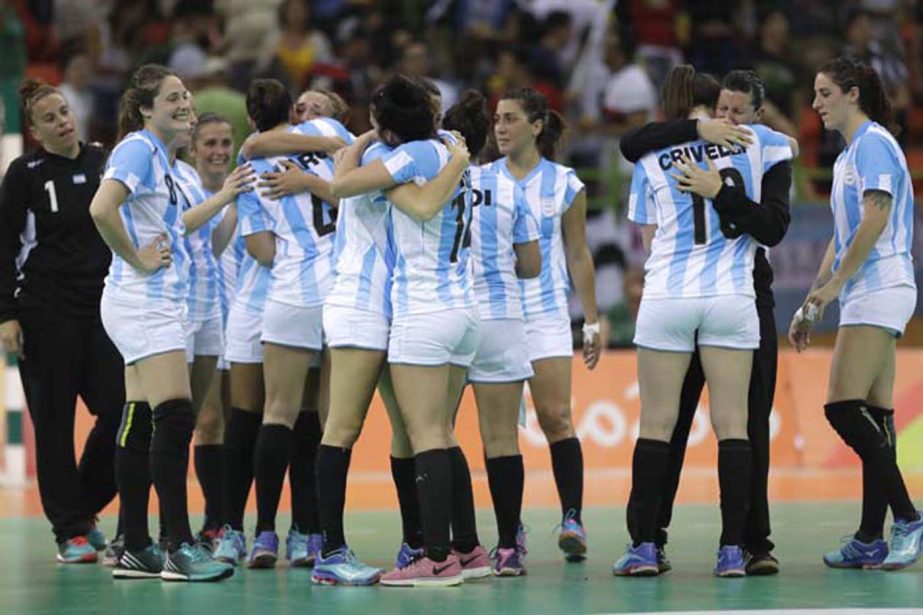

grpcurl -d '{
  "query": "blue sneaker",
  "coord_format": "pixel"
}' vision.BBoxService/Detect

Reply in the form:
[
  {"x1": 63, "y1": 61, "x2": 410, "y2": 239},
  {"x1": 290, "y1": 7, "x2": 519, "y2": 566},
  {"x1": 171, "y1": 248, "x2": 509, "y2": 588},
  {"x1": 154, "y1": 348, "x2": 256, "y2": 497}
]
[
  {"x1": 307, "y1": 533, "x2": 323, "y2": 567},
  {"x1": 882, "y1": 513, "x2": 923, "y2": 571},
  {"x1": 823, "y1": 536, "x2": 888, "y2": 569},
  {"x1": 714, "y1": 546, "x2": 746, "y2": 578},
  {"x1": 312, "y1": 547, "x2": 383, "y2": 586},
  {"x1": 286, "y1": 528, "x2": 310, "y2": 567},
  {"x1": 613, "y1": 542, "x2": 659, "y2": 576},
  {"x1": 87, "y1": 520, "x2": 108, "y2": 551},
  {"x1": 558, "y1": 509, "x2": 587, "y2": 561},
  {"x1": 161, "y1": 543, "x2": 234, "y2": 582},
  {"x1": 247, "y1": 531, "x2": 279, "y2": 569},
  {"x1": 394, "y1": 542, "x2": 424, "y2": 569},
  {"x1": 214, "y1": 526, "x2": 247, "y2": 565},
  {"x1": 516, "y1": 524, "x2": 528, "y2": 555},
  {"x1": 57, "y1": 536, "x2": 98, "y2": 564}
]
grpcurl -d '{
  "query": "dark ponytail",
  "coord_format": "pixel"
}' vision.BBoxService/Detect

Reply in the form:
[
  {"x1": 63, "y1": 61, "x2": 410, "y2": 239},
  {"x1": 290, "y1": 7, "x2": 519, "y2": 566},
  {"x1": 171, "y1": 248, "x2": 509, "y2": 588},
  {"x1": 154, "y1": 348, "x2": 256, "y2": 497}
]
[
  {"x1": 246, "y1": 79, "x2": 293, "y2": 132},
  {"x1": 819, "y1": 55, "x2": 895, "y2": 132},
  {"x1": 500, "y1": 88, "x2": 566, "y2": 159},
  {"x1": 18, "y1": 78, "x2": 60, "y2": 126},
  {"x1": 370, "y1": 74, "x2": 436, "y2": 144},
  {"x1": 442, "y1": 89, "x2": 490, "y2": 158},
  {"x1": 661, "y1": 64, "x2": 696, "y2": 120},
  {"x1": 117, "y1": 64, "x2": 178, "y2": 140}
]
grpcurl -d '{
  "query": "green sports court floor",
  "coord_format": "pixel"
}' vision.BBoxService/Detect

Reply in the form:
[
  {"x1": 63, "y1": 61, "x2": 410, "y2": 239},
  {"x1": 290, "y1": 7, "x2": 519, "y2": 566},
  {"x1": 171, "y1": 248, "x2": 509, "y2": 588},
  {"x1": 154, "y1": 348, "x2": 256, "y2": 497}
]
[{"x1": 2, "y1": 503, "x2": 921, "y2": 615}]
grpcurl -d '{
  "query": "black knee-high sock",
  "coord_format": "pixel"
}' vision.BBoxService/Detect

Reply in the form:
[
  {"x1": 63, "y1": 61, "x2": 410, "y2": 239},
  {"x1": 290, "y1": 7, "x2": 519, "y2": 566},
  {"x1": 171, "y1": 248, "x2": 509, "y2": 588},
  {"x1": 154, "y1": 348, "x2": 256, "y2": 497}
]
[
  {"x1": 627, "y1": 438, "x2": 670, "y2": 546},
  {"x1": 150, "y1": 399, "x2": 195, "y2": 552},
  {"x1": 550, "y1": 437, "x2": 584, "y2": 523},
  {"x1": 825, "y1": 401, "x2": 918, "y2": 523},
  {"x1": 223, "y1": 408, "x2": 262, "y2": 530},
  {"x1": 391, "y1": 456, "x2": 423, "y2": 549},
  {"x1": 415, "y1": 449, "x2": 453, "y2": 562},
  {"x1": 316, "y1": 444, "x2": 351, "y2": 555},
  {"x1": 194, "y1": 444, "x2": 225, "y2": 533},
  {"x1": 254, "y1": 424, "x2": 294, "y2": 533},
  {"x1": 115, "y1": 401, "x2": 153, "y2": 552},
  {"x1": 857, "y1": 405, "x2": 898, "y2": 541},
  {"x1": 448, "y1": 446, "x2": 479, "y2": 553},
  {"x1": 718, "y1": 439, "x2": 751, "y2": 547},
  {"x1": 290, "y1": 411, "x2": 322, "y2": 533},
  {"x1": 486, "y1": 455, "x2": 524, "y2": 549}
]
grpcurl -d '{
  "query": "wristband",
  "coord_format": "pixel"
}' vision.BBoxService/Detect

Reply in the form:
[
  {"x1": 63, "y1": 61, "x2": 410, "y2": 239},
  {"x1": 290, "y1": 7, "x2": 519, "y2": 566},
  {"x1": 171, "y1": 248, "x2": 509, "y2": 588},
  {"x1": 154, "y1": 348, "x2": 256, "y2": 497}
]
[{"x1": 582, "y1": 321, "x2": 600, "y2": 344}]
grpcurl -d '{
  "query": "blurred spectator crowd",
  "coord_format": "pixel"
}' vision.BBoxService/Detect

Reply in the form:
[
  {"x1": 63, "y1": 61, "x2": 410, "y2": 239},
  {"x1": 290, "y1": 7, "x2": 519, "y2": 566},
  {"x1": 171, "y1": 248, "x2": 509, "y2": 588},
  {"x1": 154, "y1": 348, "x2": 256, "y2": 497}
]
[{"x1": 0, "y1": 0, "x2": 921, "y2": 346}]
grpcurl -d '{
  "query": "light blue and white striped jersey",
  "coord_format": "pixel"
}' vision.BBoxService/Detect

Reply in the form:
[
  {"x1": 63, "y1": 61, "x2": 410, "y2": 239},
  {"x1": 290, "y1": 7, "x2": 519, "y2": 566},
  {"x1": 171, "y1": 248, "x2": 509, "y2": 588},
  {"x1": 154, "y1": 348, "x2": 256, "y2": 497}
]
[
  {"x1": 236, "y1": 149, "x2": 338, "y2": 308},
  {"x1": 487, "y1": 157, "x2": 584, "y2": 321},
  {"x1": 231, "y1": 199, "x2": 272, "y2": 314},
  {"x1": 382, "y1": 139, "x2": 475, "y2": 317},
  {"x1": 469, "y1": 164, "x2": 540, "y2": 320},
  {"x1": 173, "y1": 159, "x2": 222, "y2": 321},
  {"x1": 325, "y1": 142, "x2": 395, "y2": 316},
  {"x1": 215, "y1": 209, "x2": 245, "y2": 324},
  {"x1": 102, "y1": 129, "x2": 189, "y2": 303},
  {"x1": 292, "y1": 116, "x2": 355, "y2": 147},
  {"x1": 831, "y1": 120, "x2": 916, "y2": 302},
  {"x1": 628, "y1": 124, "x2": 793, "y2": 299}
]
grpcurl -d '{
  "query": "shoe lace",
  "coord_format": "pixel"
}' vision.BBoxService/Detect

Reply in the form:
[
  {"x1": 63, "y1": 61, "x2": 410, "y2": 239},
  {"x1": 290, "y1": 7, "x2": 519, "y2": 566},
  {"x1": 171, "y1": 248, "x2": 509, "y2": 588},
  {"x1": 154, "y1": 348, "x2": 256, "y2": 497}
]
[
  {"x1": 552, "y1": 509, "x2": 580, "y2": 535},
  {"x1": 183, "y1": 543, "x2": 213, "y2": 563},
  {"x1": 70, "y1": 536, "x2": 90, "y2": 546}
]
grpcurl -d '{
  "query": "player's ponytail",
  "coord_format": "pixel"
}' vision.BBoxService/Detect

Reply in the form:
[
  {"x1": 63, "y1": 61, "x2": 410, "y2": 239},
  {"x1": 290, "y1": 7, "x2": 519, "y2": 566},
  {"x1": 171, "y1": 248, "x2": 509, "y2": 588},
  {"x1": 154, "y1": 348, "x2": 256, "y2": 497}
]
[
  {"x1": 443, "y1": 89, "x2": 490, "y2": 159},
  {"x1": 661, "y1": 65, "x2": 696, "y2": 120},
  {"x1": 819, "y1": 56, "x2": 896, "y2": 134},
  {"x1": 18, "y1": 78, "x2": 60, "y2": 126},
  {"x1": 117, "y1": 64, "x2": 178, "y2": 140},
  {"x1": 500, "y1": 88, "x2": 567, "y2": 159}
]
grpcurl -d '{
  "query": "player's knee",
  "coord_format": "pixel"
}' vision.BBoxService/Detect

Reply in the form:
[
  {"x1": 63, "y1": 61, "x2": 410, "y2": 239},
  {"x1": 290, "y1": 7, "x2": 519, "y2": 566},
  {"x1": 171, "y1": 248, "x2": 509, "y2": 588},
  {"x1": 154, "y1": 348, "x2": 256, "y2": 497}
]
[
  {"x1": 535, "y1": 404, "x2": 573, "y2": 440},
  {"x1": 151, "y1": 398, "x2": 195, "y2": 452},
  {"x1": 117, "y1": 402, "x2": 153, "y2": 454},
  {"x1": 322, "y1": 417, "x2": 362, "y2": 449},
  {"x1": 194, "y1": 409, "x2": 224, "y2": 444}
]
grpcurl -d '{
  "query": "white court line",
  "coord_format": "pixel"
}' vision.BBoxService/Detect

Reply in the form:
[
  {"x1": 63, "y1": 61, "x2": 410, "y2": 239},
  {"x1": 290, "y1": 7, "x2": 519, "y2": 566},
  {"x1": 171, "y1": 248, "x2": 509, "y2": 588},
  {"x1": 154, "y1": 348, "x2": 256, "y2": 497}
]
[{"x1": 591, "y1": 610, "x2": 923, "y2": 615}]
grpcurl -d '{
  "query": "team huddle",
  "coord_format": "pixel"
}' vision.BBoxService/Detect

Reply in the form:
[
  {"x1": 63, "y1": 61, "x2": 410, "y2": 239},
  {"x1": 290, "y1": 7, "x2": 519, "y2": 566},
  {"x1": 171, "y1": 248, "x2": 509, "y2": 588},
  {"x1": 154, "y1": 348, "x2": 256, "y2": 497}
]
[{"x1": 3, "y1": 51, "x2": 921, "y2": 588}]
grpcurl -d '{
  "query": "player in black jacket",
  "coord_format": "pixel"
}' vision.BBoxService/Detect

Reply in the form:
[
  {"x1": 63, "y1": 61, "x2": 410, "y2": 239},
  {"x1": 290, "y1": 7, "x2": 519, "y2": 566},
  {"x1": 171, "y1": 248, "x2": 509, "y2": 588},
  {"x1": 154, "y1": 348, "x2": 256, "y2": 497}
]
[
  {"x1": 0, "y1": 79, "x2": 123, "y2": 563},
  {"x1": 620, "y1": 70, "x2": 795, "y2": 575}
]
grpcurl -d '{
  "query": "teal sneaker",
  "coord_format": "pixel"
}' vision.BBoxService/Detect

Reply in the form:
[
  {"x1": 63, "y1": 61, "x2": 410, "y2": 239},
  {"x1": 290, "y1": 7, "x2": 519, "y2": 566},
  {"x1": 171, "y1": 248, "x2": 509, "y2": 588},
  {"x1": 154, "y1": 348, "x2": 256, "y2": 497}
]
[
  {"x1": 113, "y1": 544, "x2": 164, "y2": 579},
  {"x1": 214, "y1": 526, "x2": 247, "y2": 565},
  {"x1": 161, "y1": 543, "x2": 234, "y2": 582},
  {"x1": 87, "y1": 520, "x2": 109, "y2": 551},
  {"x1": 312, "y1": 547, "x2": 383, "y2": 586},
  {"x1": 882, "y1": 513, "x2": 923, "y2": 571},
  {"x1": 57, "y1": 536, "x2": 98, "y2": 564},
  {"x1": 286, "y1": 528, "x2": 311, "y2": 567},
  {"x1": 823, "y1": 536, "x2": 888, "y2": 569}
]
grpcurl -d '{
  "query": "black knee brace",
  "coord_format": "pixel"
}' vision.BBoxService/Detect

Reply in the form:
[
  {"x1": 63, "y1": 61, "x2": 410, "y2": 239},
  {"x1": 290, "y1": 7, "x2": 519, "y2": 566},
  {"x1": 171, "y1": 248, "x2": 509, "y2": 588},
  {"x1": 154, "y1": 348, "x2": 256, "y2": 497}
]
[
  {"x1": 151, "y1": 399, "x2": 195, "y2": 455},
  {"x1": 824, "y1": 400, "x2": 890, "y2": 458}
]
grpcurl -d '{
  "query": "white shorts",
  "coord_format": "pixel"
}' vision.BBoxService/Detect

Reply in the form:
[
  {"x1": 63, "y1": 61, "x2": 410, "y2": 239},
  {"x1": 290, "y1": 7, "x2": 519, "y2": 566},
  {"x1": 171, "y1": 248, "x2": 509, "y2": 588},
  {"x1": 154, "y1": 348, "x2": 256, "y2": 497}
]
[
  {"x1": 840, "y1": 285, "x2": 917, "y2": 338},
  {"x1": 186, "y1": 314, "x2": 225, "y2": 361},
  {"x1": 524, "y1": 315, "x2": 573, "y2": 362},
  {"x1": 323, "y1": 304, "x2": 390, "y2": 351},
  {"x1": 225, "y1": 304, "x2": 264, "y2": 364},
  {"x1": 261, "y1": 299, "x2": 324, "y2": 351},
  {"x1": 634, "y1": 295, "x2": 759, "y2": 352},
  {"x1": 634, "y1": 295, "x2": 760, "y2": 352},
  {"x1": 388, "y1": 308, "x2": 480, "y2": 367},
  {"x1": 469, "y1": 319, "x2": 533, "y2": 383},
  {"x1": 101, "y1": 293, "x2": 188, "y2": 365}
]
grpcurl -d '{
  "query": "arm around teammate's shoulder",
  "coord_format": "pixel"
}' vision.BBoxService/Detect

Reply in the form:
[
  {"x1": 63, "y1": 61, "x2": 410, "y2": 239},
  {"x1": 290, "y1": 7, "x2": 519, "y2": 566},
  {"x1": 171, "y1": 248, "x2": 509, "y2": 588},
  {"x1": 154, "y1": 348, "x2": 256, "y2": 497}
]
[{"x1": 713, "y1": 160, "x2": 792, "y2": 247}]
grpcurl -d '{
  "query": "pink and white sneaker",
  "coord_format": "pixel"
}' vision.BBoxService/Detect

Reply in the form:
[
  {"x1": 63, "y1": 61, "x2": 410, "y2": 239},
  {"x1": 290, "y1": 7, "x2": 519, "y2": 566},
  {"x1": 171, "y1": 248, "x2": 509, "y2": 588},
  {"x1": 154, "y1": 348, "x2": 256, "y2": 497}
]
[
  {"x1": 380, "y1": 553, "x2": 464, "y2": 587},
  {"x1": 454, "y1": 545, "x2": 491, "y2": 580}
]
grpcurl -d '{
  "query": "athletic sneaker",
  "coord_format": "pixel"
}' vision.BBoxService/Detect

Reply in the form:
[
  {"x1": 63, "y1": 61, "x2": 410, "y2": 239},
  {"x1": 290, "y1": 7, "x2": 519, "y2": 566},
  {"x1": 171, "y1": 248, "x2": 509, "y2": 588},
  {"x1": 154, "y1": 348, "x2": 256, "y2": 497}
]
[
  {"x1": 714, "y1": 546, "x2": 746, "y2": 578},
  {"x1": 657, "y1": 545, "x2": 672, "y2": 573},
  {"x1": 612, "y1": 542, "x2": 659, "y2": 577},
  {"x1": 113, "y1": 544, "x2": 164, "y2": 579},
  {"x1": 213, "y1": 526, "x2": 247, "y2": 565},
  {"x1": 823, "y1": 536, "x2": 888, "y2": 569},
  {"x1": 102, "y1": 535, "x2": 125, "y2": 567},
  {"x1": 87, "y1": 520, "x2": 109, "y2": 551},
  {"x1": 516, "y1": 524, "x2": 528, "y2": 554},
  {"x1": 380, "y1": 553, "x2": 464, "y2": 587},
  {"x1": 196, "y1": 528, "x2": 219, "y2": 552},
  {"x1": 161, "y1": 543, "x2": 234, "y2": 582},
  {"x1": 57, "y1": 536, "x2": 98, "y2": 564},
  {"x1": 491, "y1": 546, "x2": 526, "y2": 576},
  {"x1": 248, "y1": 531, "x2": 279, "y2": 569},
  {"x1": 311, "y1": 547, "x2": 383, "y2": 586},
  {"x1": 305, "y1": 533, "x2": 323, "y2": 566},
  {"x1": 395, "y1": 542, "x2": 424, "y2": 569},
  {"x1": 882, "y1": 513, "x2": 923, "y2": 571},
  {"x1": 454, "y1": 545, "x2": 491, "y2": 579},
  {"x1": 745, "y1": 550, "x2": 779, "y2": 575},
  {"x1": 558, "y1": 509, "x2": 587, "y2": 561},
  {"x1": 286, "y1": 528, "x2": 310, "y2": 567}
]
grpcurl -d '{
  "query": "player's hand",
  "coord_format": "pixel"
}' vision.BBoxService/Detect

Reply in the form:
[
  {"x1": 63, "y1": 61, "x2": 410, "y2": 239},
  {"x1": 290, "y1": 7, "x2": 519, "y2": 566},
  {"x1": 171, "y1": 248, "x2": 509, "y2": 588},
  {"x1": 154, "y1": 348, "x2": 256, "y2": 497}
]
[
  {"x1": 0, "y1": 319, "x2": 24, "y2": 359},
  {"x1": 135, "y1": 233, "x2": 172, "y2": 274},
  {"x1": 582, "y1": 321, "x2": 602, "y2": 370},
  {"x1": 259, "y1": 160, "x2": 309, "y2": 199},
  {"x1": 219, "y1": 163, "x2": 256, "y2": 202},
  {"x1": 805, "y1": 282, "x2": 838, "y2": 322},
  {"x1": 445, "y1": 136, "x2": 470, "y2": 167},
  {"x1": 788, "y1": 304, "x2": 816, "y2": 353},
  {"x1": 697, "y1": 119, "x2": 753, "y2": 150},
  {"x1": 672, "y1": 156, "x2": 723, "y2": 199}
]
